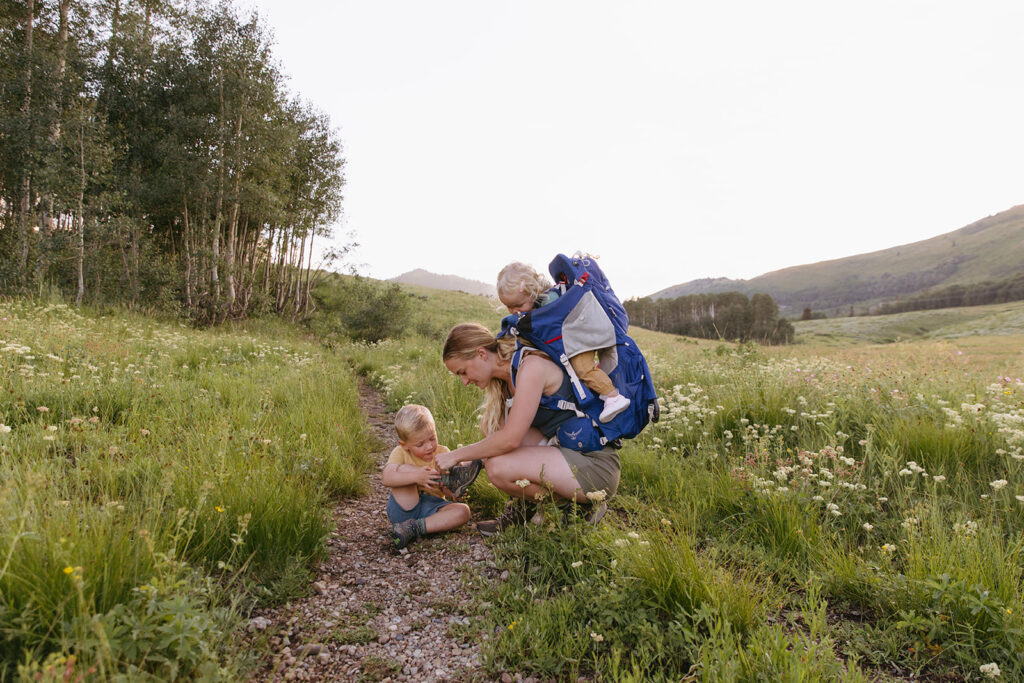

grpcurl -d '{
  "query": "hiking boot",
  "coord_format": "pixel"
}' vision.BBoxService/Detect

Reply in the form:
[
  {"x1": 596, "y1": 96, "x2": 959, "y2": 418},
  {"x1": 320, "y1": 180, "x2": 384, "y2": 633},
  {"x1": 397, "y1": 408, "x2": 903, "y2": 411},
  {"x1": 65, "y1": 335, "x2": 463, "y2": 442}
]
[
  {"x1": 441, "y1": 460, "x2": 482, "y2": 500},
  {"x1": 599, "y1": 394, "x2": 631, "y2": 423},
  {"x1": 391, "y1": 519, "x2": 422, "y2": 549},
  {"x1": 560, "y1": 500, "x2": 608, "y2": 526},
  {"x1": 477, "y1": 501, "x2": 535, "y2": 537},
  {"x1": 585, "y1": 501, "x2": 608, "y2": 525}
]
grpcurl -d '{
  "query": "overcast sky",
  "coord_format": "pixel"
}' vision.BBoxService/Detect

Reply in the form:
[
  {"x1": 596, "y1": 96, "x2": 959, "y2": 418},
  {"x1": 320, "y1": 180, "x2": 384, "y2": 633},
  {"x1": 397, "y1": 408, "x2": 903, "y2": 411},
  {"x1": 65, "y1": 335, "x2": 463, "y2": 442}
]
[{"x1": 246, "y1": 0, "x2": 1024, "y2": 299}]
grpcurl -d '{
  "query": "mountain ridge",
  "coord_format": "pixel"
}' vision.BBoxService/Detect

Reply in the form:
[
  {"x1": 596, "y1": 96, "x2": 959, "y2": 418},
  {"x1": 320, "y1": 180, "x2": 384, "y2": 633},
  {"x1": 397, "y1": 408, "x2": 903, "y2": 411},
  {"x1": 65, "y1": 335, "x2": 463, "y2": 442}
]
[
  {"x1": 389, "y1": 268, "x2": 496, "y2": 298},
  {"x1": 649, "y1": 204, "x2": 1024, "y2": 316}
]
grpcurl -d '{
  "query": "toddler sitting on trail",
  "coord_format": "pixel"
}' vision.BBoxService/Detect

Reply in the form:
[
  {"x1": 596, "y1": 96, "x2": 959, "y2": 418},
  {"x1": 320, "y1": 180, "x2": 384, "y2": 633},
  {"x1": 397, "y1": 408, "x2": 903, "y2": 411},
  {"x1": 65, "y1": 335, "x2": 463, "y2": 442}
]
[
  {"x1": 382, "y1": 404, "x2": 480, "y2": 549},
  {"x1": 497, "y1": 261, "x2": 630, "y2": 423}
]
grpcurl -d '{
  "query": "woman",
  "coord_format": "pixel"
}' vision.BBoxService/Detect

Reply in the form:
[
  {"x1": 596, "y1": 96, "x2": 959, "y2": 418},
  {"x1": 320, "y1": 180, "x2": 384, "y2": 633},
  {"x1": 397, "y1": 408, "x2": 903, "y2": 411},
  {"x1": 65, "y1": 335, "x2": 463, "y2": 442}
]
[{"x1": 435, "y1": 322, "x2": 619, "y2": 534}]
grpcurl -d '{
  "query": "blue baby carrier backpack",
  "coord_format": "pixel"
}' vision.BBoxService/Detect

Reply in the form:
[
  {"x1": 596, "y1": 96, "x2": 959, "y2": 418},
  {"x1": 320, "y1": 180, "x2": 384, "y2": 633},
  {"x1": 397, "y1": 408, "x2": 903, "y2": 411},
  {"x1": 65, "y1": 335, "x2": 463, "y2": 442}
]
[{"x1": 499, "y1": 253, "x2": 660, "y2": 451}]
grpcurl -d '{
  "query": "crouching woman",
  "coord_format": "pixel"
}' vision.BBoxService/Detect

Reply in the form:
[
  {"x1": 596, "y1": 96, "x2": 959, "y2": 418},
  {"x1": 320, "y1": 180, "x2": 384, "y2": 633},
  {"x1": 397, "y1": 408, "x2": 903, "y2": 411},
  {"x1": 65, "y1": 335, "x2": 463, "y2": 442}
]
[{"x1": 435, "y1": 322, "x2": 618, "y2": 534}]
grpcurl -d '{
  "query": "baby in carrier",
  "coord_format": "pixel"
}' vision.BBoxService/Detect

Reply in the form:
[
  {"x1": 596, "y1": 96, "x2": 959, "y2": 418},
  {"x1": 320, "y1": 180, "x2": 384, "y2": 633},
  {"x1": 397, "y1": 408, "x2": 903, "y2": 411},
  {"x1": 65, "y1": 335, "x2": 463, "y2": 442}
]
[{"x1": 497, "y1": 261, "x2": 630, "y2": 423}]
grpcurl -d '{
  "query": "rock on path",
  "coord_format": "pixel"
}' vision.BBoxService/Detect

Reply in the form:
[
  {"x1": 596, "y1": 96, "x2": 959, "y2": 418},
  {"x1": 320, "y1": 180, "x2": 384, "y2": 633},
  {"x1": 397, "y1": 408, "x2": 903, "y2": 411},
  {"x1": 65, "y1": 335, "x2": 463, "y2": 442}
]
[{"x1": 249, "y1": 380, "x2": 498, "y2": 682}]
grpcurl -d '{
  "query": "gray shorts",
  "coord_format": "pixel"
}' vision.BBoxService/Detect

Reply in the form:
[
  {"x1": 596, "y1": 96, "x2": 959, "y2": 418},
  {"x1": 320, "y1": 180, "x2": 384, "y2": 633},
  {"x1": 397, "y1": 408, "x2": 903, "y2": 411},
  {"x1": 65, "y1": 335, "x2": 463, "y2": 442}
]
[{"x1": 559, "y1": 446, "x2": 620, "y2": 498}]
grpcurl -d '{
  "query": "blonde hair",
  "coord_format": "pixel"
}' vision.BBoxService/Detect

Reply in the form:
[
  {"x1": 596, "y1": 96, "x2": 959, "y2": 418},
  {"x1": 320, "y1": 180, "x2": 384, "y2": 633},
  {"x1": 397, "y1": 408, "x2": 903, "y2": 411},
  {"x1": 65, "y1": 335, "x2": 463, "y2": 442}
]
[
  {"x1": 442, "y1": 323, "x2": 518, "y2": 436},
  {"x1": 394, "y1": 404, "x2": 435, "y2": 441},
  {"x1": 496, "y1": 262, "x2": 551, "y2": 306}
]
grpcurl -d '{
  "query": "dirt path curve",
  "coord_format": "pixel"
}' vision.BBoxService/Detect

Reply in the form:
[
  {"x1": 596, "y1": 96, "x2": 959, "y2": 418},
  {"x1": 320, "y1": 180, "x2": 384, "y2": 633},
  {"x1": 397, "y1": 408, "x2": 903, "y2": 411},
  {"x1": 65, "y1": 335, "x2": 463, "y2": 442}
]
[{"x1": 250, "y1": 380, "x2": 497, "y2": 682}]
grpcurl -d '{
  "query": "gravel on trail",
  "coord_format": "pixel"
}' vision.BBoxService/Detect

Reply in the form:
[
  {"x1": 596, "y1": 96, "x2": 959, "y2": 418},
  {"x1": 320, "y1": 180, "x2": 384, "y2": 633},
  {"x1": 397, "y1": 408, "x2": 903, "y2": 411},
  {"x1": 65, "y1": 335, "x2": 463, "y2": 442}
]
[{"x1": 247, "y1": 380, "x2": 524, "y2": 682}]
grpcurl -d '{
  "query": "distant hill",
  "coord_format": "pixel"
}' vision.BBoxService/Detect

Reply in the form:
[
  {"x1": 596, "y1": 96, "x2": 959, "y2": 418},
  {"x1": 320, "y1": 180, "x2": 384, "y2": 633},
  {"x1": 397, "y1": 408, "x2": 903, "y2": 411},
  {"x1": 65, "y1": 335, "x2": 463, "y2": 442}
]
[
  {"x1": 390, "y1": 269, "x2": 496, "y2": 298},
  {"x1": 650, "y1": 204, "x2": 1024, "y2": 317}
]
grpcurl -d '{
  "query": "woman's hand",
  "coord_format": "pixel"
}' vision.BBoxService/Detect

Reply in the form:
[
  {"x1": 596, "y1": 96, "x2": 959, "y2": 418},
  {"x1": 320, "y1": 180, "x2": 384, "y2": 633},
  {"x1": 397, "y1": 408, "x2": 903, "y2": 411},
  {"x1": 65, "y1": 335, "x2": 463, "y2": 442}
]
[{"x1": 435, "y1": 450, "x2": 460, "y2": 473}]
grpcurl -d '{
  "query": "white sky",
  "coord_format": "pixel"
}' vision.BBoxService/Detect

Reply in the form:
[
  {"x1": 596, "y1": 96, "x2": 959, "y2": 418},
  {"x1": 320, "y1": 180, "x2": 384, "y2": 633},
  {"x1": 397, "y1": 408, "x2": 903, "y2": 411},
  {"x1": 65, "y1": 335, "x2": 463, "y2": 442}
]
[{"x1": 247, "y1": 0, "x2": 1024, "y2": 299}]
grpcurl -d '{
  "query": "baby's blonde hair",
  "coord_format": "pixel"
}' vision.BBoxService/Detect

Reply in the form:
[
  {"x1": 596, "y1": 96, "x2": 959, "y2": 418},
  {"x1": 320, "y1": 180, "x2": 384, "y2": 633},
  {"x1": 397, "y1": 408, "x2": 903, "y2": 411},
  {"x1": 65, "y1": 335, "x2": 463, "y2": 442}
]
[
  {"x1": 496, "y1": 262, "x2": 551, "y2": 305},
  {"x1": 394, "y1": 404, "x2": 435, "y2": 442}
]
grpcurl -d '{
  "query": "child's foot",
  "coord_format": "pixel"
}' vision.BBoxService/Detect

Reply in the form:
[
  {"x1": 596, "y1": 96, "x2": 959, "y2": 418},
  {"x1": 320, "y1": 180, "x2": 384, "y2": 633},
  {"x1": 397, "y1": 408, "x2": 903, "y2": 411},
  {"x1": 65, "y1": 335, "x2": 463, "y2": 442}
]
[
  {"x1": 441, "y1": 460, "x2": 482, "y2": 499},
  {"x1": 599, "y1": 394, "x2": 630, "y2": 423},
  {"x1": 391, "y1": 519, "x2": 422, "y2": 549}
]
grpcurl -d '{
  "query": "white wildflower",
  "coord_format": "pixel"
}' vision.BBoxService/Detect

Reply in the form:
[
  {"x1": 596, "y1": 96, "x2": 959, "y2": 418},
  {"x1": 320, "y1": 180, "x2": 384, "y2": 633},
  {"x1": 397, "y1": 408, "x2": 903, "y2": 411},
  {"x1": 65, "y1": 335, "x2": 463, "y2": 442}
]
[
  {"x1": 980, "y1": 662, "x2": 1001, "y2": 678},
  {"x1": 990, "y1": 479, "x2": 1008, "y2": 491}
]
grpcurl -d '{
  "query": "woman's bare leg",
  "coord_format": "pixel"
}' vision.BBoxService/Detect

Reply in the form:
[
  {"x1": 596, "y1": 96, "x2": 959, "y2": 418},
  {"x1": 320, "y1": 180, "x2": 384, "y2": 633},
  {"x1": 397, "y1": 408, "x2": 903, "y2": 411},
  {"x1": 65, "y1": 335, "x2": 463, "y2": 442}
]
[{"x1": 483, "y1": 446, "x2": 589, "y2": 503}]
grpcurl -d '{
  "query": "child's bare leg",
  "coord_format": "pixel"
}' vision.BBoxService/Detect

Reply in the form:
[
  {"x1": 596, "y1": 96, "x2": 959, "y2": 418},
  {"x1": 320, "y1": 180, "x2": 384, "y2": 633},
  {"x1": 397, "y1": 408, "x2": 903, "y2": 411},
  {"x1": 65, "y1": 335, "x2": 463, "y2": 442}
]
[
  {"x1": 390, "y1": 484, "x2": 421, "y2": 511},
  {"x1": 423, "y1": 503, "x2": 471, "y2": 533}
]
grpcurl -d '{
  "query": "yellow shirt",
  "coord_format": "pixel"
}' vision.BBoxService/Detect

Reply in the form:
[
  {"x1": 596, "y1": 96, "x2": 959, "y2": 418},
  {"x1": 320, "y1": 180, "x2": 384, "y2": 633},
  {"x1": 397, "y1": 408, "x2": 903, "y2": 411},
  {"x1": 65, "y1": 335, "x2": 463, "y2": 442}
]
[{"x1": 385, "y1": 443, "x2": 450, "y2": 498}]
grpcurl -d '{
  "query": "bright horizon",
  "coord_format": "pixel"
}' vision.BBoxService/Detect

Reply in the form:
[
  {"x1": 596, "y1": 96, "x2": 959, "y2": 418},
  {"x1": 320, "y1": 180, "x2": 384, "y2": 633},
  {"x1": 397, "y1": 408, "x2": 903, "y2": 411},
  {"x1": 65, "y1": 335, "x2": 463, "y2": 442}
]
[{"x1": 247, "y1": 0, "x2": 1024, "y2": 299}]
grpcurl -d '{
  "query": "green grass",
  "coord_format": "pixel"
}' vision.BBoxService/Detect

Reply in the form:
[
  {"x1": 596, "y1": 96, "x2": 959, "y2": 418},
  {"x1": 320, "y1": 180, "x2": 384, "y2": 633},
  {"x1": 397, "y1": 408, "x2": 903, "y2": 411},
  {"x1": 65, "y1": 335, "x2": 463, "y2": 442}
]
[
  {"x1": 794, "y1": 299, "x2": 1024, "y2": 345},
  {"x1": 6, "y1": 280, "x2": 1024, "y2": 680},
  {"x1": 354, "y1": 310, "x2": 1024, "y2": 680},
  {"x1": 0, "y1": 300, "x2": 377, "y2": 678}
]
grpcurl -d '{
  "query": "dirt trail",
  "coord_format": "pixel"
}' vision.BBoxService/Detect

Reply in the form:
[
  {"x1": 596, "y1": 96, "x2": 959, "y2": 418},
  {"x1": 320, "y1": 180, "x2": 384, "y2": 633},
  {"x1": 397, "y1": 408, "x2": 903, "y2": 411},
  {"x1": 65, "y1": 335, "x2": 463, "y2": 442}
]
[{"x1": 250, "y1": 380, "x2": 497, "y2": 682}]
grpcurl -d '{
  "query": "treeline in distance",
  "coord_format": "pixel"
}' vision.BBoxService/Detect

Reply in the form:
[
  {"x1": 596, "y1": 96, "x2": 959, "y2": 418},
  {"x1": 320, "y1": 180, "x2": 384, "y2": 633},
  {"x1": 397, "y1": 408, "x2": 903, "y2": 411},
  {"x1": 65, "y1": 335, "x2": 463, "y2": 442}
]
[
  {"x1": 0, "y1": 0, "x2": 345, "y2": 322},
  {"x1": 625, "y1": 292, "x2": 795, "y2": 344},
  {"x1": 874, "y1": 271, "x2": 1024, "y2": 316}
]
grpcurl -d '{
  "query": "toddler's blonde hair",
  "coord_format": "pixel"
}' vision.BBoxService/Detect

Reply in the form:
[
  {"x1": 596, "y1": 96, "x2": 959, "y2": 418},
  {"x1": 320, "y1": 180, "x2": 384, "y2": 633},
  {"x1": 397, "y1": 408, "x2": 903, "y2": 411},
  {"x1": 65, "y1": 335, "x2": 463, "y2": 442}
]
[
  {"x1": 496, "y1": 262, "x2": 551, "y2": 305},
  {"x1": 394, "y1": 404, "x2": 435, "y2": 442}
]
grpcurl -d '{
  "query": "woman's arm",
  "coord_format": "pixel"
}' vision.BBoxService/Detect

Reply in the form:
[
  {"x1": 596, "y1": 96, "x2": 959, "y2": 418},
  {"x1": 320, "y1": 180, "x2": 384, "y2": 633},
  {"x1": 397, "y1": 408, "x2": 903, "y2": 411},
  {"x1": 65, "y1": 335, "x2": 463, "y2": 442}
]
[{"x1": 436, "y1": 355, "x2": 559, "y2": 471}]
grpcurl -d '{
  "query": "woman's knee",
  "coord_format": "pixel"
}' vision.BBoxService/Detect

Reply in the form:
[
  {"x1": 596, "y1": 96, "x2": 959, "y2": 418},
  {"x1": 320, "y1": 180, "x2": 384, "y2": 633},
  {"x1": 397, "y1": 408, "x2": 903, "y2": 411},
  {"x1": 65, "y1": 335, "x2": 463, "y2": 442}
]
[{"x1": 483, "y1": 456, "x2": 510, "y2": 481}]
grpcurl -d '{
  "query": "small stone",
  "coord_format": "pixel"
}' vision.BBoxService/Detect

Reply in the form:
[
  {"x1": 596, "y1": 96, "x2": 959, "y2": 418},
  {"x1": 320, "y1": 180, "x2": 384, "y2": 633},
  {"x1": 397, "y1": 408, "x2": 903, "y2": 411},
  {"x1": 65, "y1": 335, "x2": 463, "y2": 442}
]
[
  {"x1": 501, "y1": 674, "x2": 514, "y2": 683},
  {"x1": 500, "y1": 570, "x2": 510, "y2": 581},
  {"x1": 283, "y1": 671, "x2": 296, "y2": 681},
  {"x1": 297, "y1": 644, "x2": 323, "y2": 657},
  {"x1": 312, "y1": 581, "x2": 328, "y2": 595},
  {"x1": 247, "y1": 616, "x2": 272, "y2": 632}
]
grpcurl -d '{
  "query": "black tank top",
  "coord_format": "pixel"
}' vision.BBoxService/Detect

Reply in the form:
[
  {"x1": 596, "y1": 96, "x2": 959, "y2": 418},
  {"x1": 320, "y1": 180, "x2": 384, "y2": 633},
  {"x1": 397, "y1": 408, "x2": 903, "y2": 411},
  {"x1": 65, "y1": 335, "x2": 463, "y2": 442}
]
[{"x1": 528, "y1": 373, "x2": 574, "y2": 438}]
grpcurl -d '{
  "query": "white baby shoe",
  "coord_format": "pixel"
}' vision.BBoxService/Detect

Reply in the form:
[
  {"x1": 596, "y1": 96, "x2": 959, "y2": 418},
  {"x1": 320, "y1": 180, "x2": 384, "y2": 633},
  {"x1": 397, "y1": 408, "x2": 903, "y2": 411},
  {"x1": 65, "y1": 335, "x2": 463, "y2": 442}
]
[{"x1": 599, "y1": 394, "x2": 631, "y2": 423}]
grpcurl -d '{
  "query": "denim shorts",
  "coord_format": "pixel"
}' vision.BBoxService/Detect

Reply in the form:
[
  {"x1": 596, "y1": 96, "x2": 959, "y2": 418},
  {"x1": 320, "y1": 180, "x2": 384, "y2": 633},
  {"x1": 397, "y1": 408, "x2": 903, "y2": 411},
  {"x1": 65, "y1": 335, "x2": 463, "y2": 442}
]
[{"x1": 386, "y1": 491, "x2": 452, "y2": 524}]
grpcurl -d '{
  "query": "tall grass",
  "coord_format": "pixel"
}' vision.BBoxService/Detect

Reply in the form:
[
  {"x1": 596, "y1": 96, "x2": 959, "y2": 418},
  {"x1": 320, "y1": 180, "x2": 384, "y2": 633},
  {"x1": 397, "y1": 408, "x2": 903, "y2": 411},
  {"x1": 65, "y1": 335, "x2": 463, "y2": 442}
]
[
  {"x1": 358, "y1": 317, "x2": 1024, "y2": 680},
  {"x1": 0, "y1": 300, "x2": 377, "y2": 678}
]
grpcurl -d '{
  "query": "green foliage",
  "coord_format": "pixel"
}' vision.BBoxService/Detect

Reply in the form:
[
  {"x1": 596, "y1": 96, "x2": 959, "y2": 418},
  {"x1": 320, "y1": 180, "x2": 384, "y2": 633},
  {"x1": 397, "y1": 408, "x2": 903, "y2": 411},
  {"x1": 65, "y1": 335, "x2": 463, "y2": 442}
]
[
  {"x1": 309, "y1": 275, "x2": 413, "y2": 343},
  {"x1": 0, "y1": 0, "x2": 346, "y2": 319},
  {"x1": 626, "y1": 291, "x2": 794, "y2": 344}
]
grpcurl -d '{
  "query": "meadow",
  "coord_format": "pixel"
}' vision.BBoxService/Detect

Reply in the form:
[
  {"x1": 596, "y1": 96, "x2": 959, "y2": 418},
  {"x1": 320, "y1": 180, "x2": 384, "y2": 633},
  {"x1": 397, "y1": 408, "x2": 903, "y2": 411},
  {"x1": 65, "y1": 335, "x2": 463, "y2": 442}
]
[
  {"x1": 0, "y1": 299, "x2": 378, "y2": 679},
  {"x1": 3, "y1": 286, "x2": 1024, "y2": 681},
  {"x1": 353, "y1": 290, "x2": 1024, "y2": 681}
]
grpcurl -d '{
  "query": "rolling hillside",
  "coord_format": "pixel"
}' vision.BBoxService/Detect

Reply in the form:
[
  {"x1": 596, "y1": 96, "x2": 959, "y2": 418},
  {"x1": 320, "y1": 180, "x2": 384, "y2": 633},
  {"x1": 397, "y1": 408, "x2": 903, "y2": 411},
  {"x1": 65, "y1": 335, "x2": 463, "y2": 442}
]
[
  {"x1": 650, "y1": 204, "x2": 1024, "y2": 317},
  {"x1": 390, "y1": 268, "x2": 496, "y2": 298}
]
